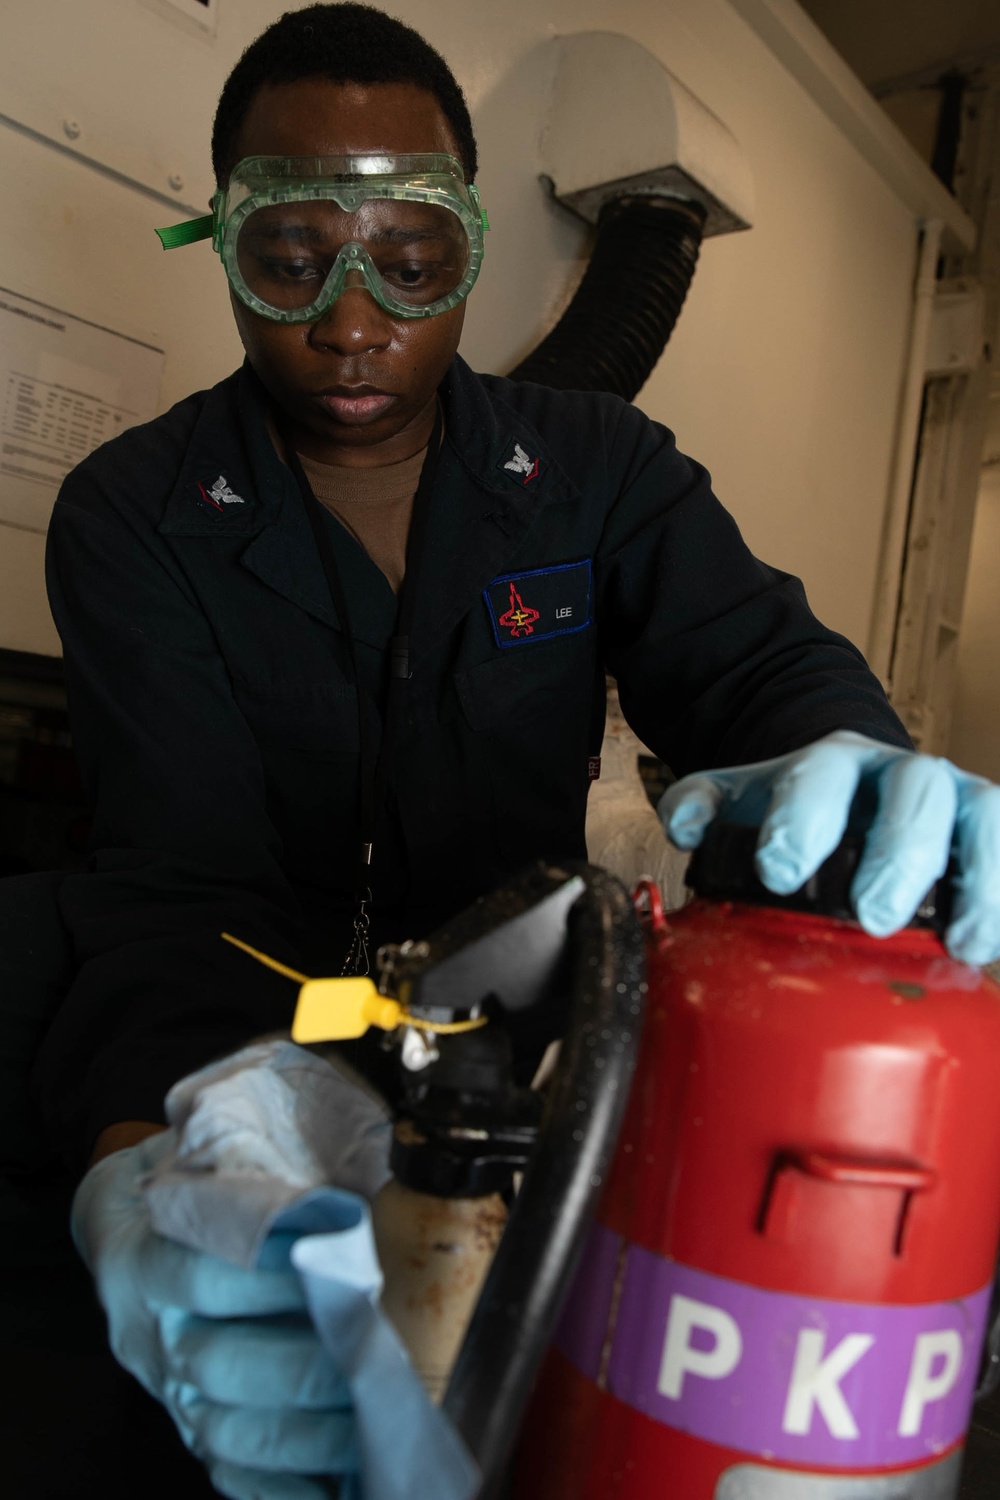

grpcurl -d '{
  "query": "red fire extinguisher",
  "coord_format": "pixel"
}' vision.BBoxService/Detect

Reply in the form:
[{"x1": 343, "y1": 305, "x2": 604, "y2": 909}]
[{"x1": 514, "y1": 825, "x2": 1000, "y2": 1498}]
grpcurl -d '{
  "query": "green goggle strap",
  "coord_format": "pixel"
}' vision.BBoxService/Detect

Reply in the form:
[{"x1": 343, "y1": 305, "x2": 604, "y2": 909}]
[
  {"x1": 154, "y1": 213, "x2": 216, "y2": 251},
  {"x1": 472, "y1": 189, "x2": 490, "y2": 234},
  {"x1": 155, "y1": 187, "x2": 487, "y2": 253}
]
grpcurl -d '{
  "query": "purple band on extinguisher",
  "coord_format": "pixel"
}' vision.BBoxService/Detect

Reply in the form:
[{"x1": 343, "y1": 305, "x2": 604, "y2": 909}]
[{"x1": 555, "y1": 1226, "x2": 989, "y2": 1470}]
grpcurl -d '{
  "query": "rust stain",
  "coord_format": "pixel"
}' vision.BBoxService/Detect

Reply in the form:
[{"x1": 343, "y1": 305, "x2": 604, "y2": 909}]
[
  {"x1": 394, "y1": 1119, "x2": 428, "y2": 1147},
  {"x1": 888, "y1": 980, "x2": 926, "y2": 1000},
  {"x1": 409, "y1": 1278, "x2": 446, "y2": 1318},
  {"x1": 465, "y1": 1197, "x2": 507, "y2": 1254}
]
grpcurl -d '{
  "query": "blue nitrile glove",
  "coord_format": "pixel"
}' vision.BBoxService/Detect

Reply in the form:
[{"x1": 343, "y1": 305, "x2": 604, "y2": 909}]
[
  {"x1": 290, "y1": 1211, "x2": 479, "y2": 1500},
  {"x1": 72, "y1": 1130, "x2": 357, "y2": 1500},
  {"x1": 659, "y1": 730, "x2": 1000, "y2": 965}
]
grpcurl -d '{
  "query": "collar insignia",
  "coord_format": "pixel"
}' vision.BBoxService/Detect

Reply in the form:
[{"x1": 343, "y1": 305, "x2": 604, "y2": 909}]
[
  {"x1": 501, "y1": 441, "x2": 541, "y2": 485},
  {"x1": 196, "y1": 473, "x2": 246, "y2": 512}
]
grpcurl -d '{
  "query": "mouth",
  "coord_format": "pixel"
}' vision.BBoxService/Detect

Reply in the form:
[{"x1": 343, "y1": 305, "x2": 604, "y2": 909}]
[{"x1": 316, "y1": 386, "x2": 396, "y2": 425}]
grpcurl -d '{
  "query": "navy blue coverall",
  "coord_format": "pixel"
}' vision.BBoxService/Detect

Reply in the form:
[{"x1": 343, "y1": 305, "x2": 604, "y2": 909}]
[{"x1": 33, "y1": 355, "x2": 908, "y2": 1161}]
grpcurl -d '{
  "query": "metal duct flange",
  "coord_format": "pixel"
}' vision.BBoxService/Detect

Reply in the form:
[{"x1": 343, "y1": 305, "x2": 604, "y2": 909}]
[{"x1": 539, "y1": 31, "x2": 754, "y2": 238}]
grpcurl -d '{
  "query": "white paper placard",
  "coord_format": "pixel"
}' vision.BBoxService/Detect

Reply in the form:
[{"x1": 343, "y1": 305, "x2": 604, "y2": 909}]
[{"x1": 0, "y1": 287, "x2": 164, "y2": 534}]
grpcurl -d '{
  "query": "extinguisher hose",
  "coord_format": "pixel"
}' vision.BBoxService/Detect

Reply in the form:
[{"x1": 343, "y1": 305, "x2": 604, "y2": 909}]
[
  {"x1": 976, "y1": 1264, "x2": 1000, "y2": 1401},
  {"x1": 507, "y1": 195, "x2": 706, "y2": 402},
  {"x1": 442, "y1": 866, "x2": 646, "y2": 1497}
]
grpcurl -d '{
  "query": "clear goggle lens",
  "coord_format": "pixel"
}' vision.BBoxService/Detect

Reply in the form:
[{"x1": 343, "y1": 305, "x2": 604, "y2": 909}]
[
  {"x1": 234, "y1": 197, "x2": 472, "y2": 317},
  {"x1": 154, "y1": 155, "x2": 487, "y2": 321}
]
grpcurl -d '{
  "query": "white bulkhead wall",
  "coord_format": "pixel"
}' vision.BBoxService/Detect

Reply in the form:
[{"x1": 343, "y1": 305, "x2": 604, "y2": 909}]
[
  {"x1": 0, "y1": 0, "x2": 922, "y2": 658},
  {"x1": 950, "y1": 460, "x2": 1000, "y2": 784}
]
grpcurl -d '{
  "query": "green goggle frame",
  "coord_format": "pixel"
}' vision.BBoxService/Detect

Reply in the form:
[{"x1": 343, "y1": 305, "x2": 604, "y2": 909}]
[{"x1": 155, "y1": 153, "x2": 489, "y2": 322}]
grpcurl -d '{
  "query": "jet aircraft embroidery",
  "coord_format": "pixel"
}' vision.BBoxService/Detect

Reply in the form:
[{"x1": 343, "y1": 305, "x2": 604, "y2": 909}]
[{"x1": 498, "y1": 581, "x2": 541, "y2": 638}]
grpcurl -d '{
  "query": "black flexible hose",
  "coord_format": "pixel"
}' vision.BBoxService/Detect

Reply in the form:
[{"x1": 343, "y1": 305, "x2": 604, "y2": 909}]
[
  {"x1": 442, "y1": 865, "x2": 646, "y2": 1499},
  {"x1": 508, "y1": 195, "x2": 706, "y2": 401}
]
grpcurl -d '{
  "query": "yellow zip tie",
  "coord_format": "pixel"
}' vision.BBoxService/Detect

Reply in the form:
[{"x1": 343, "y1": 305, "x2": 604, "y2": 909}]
[
  {"x1": 221, "y1": 931, "x2": 489, "y2": 1044},
  {"x1": 222, "y1": 932, "x2": 308, "y2": 984},
  {"x1": 403, "y1": 1013, "x2": 489, "y2": 1035}
]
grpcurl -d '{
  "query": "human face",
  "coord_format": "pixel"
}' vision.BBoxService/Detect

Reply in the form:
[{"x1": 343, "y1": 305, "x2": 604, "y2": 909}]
[{"x1": 229, "y1": 79, "x2": 469, "y2": 467}]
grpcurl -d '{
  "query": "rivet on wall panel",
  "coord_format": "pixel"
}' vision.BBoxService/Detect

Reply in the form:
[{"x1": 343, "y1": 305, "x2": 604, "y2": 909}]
[
  {"x1": 168, "y1": 173, "x2": 185, "y2": 192},
  {"x1": 63, "y1": 119, "x2": 81, "y2": 140}
]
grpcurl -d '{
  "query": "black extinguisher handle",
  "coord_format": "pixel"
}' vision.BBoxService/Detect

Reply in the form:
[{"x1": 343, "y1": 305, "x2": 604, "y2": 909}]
[
  {"x1": 975, "y1": 1259, "x2": 1000, "y2": 1402},
  {"x1": 442, "y1": 865, "x2": 646, "y2": 1499}
]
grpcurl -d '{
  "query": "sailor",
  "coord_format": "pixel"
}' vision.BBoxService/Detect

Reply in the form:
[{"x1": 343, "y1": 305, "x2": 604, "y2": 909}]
[{"x1": 33, "y1": 5, "x2": 1000, "y2": 1497}]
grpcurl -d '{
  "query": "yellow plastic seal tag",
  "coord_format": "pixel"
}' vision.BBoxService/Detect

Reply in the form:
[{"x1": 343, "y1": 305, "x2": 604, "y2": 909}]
[
  {"x1": 221, "y1": 931, "x2": 490, "y2": 1043},
  {"x1": 292, "y1": 978, "x2": 403, "y2": 1043}
]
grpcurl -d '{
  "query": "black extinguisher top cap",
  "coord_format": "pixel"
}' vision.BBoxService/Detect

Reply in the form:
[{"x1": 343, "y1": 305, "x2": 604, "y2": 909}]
[{"x1": 685, "y1": 821, "x2": 953, "y2": 933}]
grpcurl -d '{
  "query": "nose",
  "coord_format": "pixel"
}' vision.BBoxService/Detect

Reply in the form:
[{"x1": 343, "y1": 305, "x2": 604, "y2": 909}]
[{"x1": 307, "y1": 283, "x2": 393, "y2": 356}]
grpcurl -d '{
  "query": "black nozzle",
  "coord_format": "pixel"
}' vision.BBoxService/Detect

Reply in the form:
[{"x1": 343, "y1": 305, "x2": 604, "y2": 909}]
[
  {"x1": 391, "y1": 1026, "x2": 543, "y2": 1198},
  {"x1": 687, "y1": 820, "x2": 955, "y2": 933}
]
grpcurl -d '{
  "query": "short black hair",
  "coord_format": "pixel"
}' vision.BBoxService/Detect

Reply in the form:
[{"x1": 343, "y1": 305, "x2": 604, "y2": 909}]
[{"x1": 212, "y1": 3, "x2": 478, "y2": 186}]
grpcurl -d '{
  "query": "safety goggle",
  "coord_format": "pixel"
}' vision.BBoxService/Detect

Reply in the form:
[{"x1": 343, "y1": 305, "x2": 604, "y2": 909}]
[{"x1": 156, "y1": 153, "x2": 489, "y2": 322}]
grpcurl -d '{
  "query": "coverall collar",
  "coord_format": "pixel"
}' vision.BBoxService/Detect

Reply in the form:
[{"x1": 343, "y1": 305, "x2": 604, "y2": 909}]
[{"x1": 158, "y1": 356, "x2": 580, "y2": 648}]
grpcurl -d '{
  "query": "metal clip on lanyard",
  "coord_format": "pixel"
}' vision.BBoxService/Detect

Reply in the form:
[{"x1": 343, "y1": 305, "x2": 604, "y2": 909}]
[{"x1": 286, "y1": 404, "x2": 443, "y2": 977}]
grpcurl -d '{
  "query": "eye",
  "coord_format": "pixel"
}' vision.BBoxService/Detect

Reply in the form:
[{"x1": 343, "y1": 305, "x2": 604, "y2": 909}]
[
  {"x1": 258, "y1": 256, "x2": 324, "y2": 283},
  {"x1": 380, "y1": 258, "x2": 453, "y2": 299},
  {"x1": 389, "y1": 263, "x2": 435, "y2": 286}
]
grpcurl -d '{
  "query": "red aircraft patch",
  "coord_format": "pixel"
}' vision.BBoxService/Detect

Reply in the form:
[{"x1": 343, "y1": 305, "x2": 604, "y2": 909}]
[{"x1": 497, "y1": 581, "x2": 541, "y2": 638}]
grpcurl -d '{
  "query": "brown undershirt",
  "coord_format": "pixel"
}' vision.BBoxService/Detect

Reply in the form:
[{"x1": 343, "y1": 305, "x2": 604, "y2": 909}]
[{"x1": 297, "y1": 446, "x2": 426, "y2": 594}]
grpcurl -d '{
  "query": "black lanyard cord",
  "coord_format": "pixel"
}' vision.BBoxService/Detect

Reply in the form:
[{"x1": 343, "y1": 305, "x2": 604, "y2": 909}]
[{"x1": 285, "y1": 404, "x2": 443, "y2": 973}]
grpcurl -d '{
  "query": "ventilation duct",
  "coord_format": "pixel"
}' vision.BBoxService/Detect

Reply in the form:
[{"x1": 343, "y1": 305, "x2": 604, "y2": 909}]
[{"x1": 510, "y1": 32, "x2": 754, "y2": 400}]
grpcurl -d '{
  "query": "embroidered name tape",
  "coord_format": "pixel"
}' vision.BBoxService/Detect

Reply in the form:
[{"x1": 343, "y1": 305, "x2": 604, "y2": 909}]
[{"x1": 484, "y1": 560, "x2": 592, "y2": 648}]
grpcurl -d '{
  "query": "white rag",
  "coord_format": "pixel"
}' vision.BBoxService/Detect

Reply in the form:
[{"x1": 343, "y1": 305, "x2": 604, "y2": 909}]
[{"x1": 141, "y1": 1039, "x2": 479, "y2": 1500}]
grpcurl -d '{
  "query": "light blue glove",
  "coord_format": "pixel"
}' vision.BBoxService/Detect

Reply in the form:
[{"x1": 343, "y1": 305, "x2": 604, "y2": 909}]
[
  {"x1": 72, "y1": 1130, "x2": 357, "y2": 1500},
  {"x1": 659, "y1": 730, "x2": 1000, "y2": 965}
]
